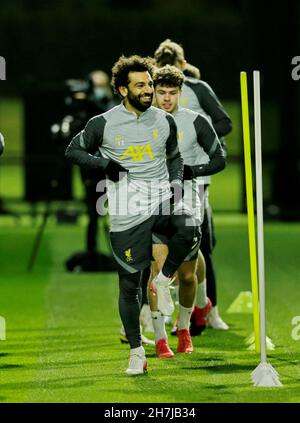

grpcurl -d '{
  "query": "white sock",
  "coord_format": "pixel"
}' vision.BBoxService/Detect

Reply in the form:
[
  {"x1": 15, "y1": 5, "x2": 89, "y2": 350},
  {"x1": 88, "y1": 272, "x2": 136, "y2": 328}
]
[
  {"x1": 174, "y1": 285, "x2": 179, "y2": 304},
  {"x1": 178, "y1": 304, "x2": 193, "y2": 330},
  {"x1": 196, "y1": 279, "x2": 208, "y2": 308},
  {"x1": 151, "y1": 311, "x2": 167, "y2": 342},
  {"x1": 156, "y1": 270, "x2": 171, "y2": 287},
  {"x1": 130, "y1": 345, "x2": 145, "y2": 356}
]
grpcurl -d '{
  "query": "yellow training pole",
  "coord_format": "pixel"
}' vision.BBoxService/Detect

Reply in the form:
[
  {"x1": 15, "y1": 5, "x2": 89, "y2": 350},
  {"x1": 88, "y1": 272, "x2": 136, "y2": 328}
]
[{"x1": 240, "y1": 71, "x2": 260, "y2": 353}]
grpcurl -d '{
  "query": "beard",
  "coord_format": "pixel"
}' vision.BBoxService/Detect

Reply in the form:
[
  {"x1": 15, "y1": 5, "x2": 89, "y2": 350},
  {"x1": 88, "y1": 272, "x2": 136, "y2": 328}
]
[{"x1": 127, "y1": 90, "x2": 153, "y2": 112}]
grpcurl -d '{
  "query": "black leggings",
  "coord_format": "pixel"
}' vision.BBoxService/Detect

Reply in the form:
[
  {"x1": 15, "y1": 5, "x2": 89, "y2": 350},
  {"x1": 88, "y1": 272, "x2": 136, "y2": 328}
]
[
  {"x1": 119, "y1": 270, "x2": 144, "y2": 349},
  {"x1": 200, "y1": 203, "x2": 217, "y2": 306}
]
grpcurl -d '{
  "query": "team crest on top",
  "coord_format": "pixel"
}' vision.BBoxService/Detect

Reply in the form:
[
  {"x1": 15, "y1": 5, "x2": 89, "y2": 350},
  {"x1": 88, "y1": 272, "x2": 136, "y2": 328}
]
[
  {"x1": 152, "y1": 129, "x2": 159, "y2": 140},
  {"x1": 125, "y1": 248, "x2": 133, "y2": 262},
  {"x1": 178, "y1": 131, "x2": 183, "y2": 141},
  {"x1": 180, "y1": 97, "x2": 187, "y2": 106}
]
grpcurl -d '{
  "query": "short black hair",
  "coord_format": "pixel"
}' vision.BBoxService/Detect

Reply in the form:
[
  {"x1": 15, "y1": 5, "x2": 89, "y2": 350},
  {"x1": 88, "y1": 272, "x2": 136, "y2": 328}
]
[
  {"x1": 154, "y1": 39, "x2": 185, "y2": 67},
  {"x1": 111, "y1": 55, "x2": 154, "y2": 94},
  {"x1": 153, "y1": 65, "x2": 184, "y2": 88}
]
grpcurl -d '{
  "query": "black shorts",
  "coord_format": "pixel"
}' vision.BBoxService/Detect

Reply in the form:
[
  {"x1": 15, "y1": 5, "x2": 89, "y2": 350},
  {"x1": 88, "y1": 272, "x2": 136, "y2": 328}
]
[
  {"x1": 152, "y1": 232, "x2": 200, "y2": 262},
  {"x1": 110, "y1": 201, "x2": 200, "y2": 275}
]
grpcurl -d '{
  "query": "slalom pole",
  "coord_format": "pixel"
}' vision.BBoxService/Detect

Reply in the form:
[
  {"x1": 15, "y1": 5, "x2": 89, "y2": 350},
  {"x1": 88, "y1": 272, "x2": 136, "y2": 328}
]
[
  {"x1": 251, "y1": 70, "x2": 282, "y2": 386},
  {"x1": 253, "y1": 70, "x2": 267, "y2": 363},
  {"x1": 240, "y1": 71, "x2": 260, "y2": 353}
]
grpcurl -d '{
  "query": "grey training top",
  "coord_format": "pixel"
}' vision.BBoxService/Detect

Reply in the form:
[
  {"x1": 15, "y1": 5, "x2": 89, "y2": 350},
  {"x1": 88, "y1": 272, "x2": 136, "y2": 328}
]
[
  {"x1": 65, "y1": 103, "x2": 183, "y2": 232},
  {"x1": 180, "y1": 76, "x2": 232, "y2": 184},
  {"x1": 172, "y1": 107, "x2": 225, "y2": 223},
  {"x1": 173, "y1": 107, "x2": 225, "y2": 175}
]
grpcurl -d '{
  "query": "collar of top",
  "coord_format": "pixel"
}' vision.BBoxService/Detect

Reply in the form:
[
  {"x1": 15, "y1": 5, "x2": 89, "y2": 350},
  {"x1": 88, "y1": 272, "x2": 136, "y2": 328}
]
[
  {"x1": 172, "y1": 106, "x2": 183, "y2": 117},
  {"x1": 120, "y1": 101, "x2": 151, "y2": 120}
]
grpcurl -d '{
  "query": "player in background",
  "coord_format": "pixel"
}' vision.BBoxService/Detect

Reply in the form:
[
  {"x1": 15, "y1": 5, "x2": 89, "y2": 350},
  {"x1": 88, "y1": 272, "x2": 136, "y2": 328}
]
[
  {"x1": 150, "y1": 65, "x2": 226, "y2": 358},
  {"x1": 154, "y1": 39, "x2": 232, "y2": 331}
]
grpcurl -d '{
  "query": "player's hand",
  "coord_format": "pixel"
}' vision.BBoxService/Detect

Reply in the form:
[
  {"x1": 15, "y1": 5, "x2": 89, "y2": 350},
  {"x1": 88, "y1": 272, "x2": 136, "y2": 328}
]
[
  {"x1": 183, "y1": 165, "x2": 194, "y2": 180},
  {"x1": 170, "y1": 180, "x2": 184, "y2": 205},
  {"x1": 105, "y1": 160, "x2": 128, "y2": 182}
]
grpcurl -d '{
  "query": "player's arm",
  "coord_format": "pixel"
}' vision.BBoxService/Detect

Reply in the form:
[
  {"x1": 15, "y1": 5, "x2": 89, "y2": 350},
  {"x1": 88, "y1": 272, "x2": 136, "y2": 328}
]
[
  {"x1": 184, "y1": 115, "x2": 226, "y2": 179},
  {"x1": 65, "y1": 115, "x2": 128, "y2": 182},
  {"x1": 65, "y1": 115, "x2": 109, "y2": 170},
  {"x1": 198, "y1": 81, "x2": 232, "y2": 137},
  {"x1": 165, "y1": 115, "x2": 184, "y2": 183}
]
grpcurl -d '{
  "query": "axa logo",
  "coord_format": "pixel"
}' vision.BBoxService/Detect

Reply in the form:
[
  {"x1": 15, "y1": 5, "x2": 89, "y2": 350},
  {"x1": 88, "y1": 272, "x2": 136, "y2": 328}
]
[
  {"x1": 0, "y1": 56, "x2": 6, "y2": 80},
  {"x1": 120, "y1": 144, "x2": 154, "y2": 161}
]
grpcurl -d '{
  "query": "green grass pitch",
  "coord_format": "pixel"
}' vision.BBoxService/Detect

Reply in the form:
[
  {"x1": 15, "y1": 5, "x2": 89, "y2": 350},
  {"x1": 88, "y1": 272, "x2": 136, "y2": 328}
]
[{"x1": 0, "y1": 215, "x2": 300, "y2": 403}]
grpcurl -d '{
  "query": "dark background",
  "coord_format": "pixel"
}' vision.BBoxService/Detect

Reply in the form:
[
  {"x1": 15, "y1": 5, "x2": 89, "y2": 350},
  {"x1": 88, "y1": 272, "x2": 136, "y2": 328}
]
[{"x1": 0, "y1": 0, "x2": 299, "y2": 218}]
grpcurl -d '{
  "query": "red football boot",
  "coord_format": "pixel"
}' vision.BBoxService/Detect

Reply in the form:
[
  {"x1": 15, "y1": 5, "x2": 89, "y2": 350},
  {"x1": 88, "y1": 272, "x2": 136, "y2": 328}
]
[
  {"x1": 156, "y1": 339, "x2": 175, "y2": 358},
  {"x1": 189, "y1": 298, "x2": 213, "y2": 336},
  {"x1": 177, "y1": 329, "x2": 193, "y2": 353}
]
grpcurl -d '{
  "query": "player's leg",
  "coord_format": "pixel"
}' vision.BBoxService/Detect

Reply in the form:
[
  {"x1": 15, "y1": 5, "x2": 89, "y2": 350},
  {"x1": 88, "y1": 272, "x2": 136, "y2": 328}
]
[
  {"x1": 148, "y1": 243, "x2": 174, "y2": 358},
  {"x1": 118, "y1": 270, "x2": 148, "y2": 375},
  {"x1": 110, "y1": 220, "x2": 152, "y2": 375},
  {"x1": 151, "y1": 209, "x2": 200, "y2": 317},
  {"x1": 150, "y1": 229, "x2": 199, "y2": 354},
  {"x1": 118, "y1": 270, "x2": 143, "y2": 348},
  {"x1": 120, "y1": 265, "x2": 155, "y2": 346},
  {"x1": 139, "y1": 266, "x2": 154, "y2": 333},
  {"x1": 176, "y1": 258, "x2": 198, "y2": 353},
  {"x1": 189, "y1": 250, "x2": 213, "y2": 336}
]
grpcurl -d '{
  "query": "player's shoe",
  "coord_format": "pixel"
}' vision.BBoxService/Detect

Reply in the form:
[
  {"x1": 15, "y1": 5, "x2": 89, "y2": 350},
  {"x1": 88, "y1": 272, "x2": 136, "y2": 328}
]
[
  {"x1": 149, "y1": 275, "x2": 174, "y2": 316},
  {"x1": 177, "y1": 329, "x2": 194, "y2": 353},
  {"x1": 119, "y1": 326, "x2": 155, "y2": 345},
  {"x1": 156, "y1": 339, "x2": 175, "y2": 358},
  {"x1": 189, "y1": 298, "x2": 213, "y2": 336},
  {"x1": 177, "y1": 329, "x2": 193, "y2": 353},
  {"x1": 140, "y1": 304, "x2": 154, "y2": 333},
  {"x1": 126, "y1": 348, "x2": 147, "y2": 376},
  {"x1": 207, "y1": 306, "x2": 229, "y2": 330}
]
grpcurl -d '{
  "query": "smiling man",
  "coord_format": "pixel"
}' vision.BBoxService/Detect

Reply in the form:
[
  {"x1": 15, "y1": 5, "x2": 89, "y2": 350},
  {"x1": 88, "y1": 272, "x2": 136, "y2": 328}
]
[{"x1": 65, "y1": 55, "x2": 200, "y2": 376}]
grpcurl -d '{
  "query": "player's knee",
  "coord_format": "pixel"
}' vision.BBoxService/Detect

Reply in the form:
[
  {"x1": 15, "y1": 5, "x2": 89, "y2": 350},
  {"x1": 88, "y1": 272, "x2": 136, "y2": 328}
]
[
  {"x1": 179, "y1": 271, "x2": 196, "y2": 286},
  {"x1": 178, "y1": 224, "x2": 195, "y2": 244},
  {"x1": 181, "y1": 225, "x2": 201, "y2": 250}
]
